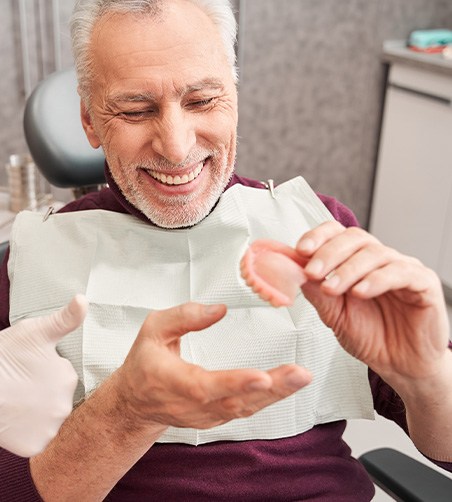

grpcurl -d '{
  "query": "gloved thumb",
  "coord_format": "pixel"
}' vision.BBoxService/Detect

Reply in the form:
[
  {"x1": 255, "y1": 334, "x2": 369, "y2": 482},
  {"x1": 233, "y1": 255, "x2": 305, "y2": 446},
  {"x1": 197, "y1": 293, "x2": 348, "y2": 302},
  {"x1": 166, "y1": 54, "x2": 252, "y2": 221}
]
[{"x1": 34, "y1": 294, "x2": 88, "y2": 345}]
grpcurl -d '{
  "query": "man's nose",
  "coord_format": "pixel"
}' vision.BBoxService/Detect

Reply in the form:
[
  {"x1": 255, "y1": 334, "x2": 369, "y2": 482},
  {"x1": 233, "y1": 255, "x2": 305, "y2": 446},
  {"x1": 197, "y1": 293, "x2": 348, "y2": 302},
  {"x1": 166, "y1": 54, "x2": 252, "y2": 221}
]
[{"x1": 151, "y1": 107, "x2": 196, "y2": 165}]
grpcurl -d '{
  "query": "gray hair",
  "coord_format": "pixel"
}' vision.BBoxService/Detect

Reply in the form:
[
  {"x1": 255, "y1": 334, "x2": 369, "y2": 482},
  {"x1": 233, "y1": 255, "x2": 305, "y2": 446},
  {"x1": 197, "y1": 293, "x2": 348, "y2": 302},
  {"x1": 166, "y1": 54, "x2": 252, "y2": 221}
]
[{"x1": 70, "y1": 0, "x2": 238, "y2": 104}]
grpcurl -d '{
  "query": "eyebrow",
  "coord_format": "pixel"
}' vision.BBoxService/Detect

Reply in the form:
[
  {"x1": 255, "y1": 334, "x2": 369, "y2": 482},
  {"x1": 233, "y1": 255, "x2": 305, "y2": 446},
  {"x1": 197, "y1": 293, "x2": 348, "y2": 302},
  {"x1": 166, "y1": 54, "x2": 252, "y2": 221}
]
[
  {"x1": 184, "y1": 78, "x2": 224, "y2": 93},
  {"x1": 108, "y1": 78, "x2": 224, "y2": 104}
]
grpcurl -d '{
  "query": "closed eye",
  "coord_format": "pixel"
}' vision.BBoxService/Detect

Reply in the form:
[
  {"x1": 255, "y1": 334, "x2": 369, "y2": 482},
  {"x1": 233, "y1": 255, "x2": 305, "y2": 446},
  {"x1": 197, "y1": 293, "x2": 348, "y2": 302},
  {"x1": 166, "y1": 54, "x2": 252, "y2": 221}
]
[
  {"x1": 187, "y1": 97, "x2": 216, "y2": 109},
  {"x1": 119, "y1": 109, "x2": 155, "y2": 121}
]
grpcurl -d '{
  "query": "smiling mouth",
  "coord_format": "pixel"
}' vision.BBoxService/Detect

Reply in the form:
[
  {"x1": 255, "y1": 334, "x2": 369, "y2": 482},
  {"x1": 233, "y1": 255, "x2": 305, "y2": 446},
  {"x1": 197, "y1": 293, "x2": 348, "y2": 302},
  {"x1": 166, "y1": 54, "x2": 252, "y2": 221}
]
[{"x1": 147, "y1": 161, "x2": 205, "y2": 186}]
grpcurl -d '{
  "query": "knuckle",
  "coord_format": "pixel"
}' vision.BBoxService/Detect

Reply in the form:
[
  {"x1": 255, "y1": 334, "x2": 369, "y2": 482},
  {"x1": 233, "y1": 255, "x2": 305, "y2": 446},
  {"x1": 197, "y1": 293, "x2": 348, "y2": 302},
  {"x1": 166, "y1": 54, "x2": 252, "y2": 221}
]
[
  {"x1": 395, "y1": 258, "x2": 413, "y2": 274},
  {"x1": 185, "y1": 383, "x2": 209, "y2": 404},
  {"x1": 177, "y1": 302, "x2": 193, "y2": 317},
  {"x1": 320, "y1": 220, "x2": 341, "y2": 230},
  {"x1": 220, "y1": 397, "x2": 243, "y2": 416},
  {"x1": 346, "y1": 226, "x2": 370, "y2": 241},
  {"x1": 366, "y1": 243, "x2": 396, "y2": 261},
  {"x1": 329, "y1": 220, "x2": 345, "y2": 231},
  {"x1": 407, "y1": 255, "x2": 423, "y2": 267},
  {"x1": 424, "y1": 266, "x2": 441, "y2": 288},
  {"x1": 48, "y1": 312, "x2": 67, "y2": 335},
  {"x1": 314, "y1": 220, "x2": 344, "y2": 237},
  {"x1": 239, "y1": 406, "x2": 256, "y2": 418}
]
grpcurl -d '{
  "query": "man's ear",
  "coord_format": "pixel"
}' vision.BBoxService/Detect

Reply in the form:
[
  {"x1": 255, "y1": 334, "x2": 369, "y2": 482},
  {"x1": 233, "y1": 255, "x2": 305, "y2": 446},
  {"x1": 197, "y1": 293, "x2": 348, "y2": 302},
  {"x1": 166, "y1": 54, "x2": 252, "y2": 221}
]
[{"x1": 80, "y1": 100, "x2": 102, "y2": 149}]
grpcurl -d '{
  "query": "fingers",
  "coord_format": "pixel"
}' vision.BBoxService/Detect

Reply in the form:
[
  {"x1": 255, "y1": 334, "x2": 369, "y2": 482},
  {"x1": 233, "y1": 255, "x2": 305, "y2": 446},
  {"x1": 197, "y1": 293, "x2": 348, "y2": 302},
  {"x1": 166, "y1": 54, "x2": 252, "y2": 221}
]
[
  {"x1": 36, "y1": 294, "x2": 89, "y2": 344},
  {"x1": 295, "y1": 222, "x2": 434, "y2": 298},
  {"x1": 138, "y1": 302, "x2": 227, "y2": 344},
  {"x1": 162, "y1": 359, "x2": 274, "y2": 404},
  {"x1": 296, "y1": 221, "x2": 348, "y2": 256},
  {"x1": 297, "y1": 222, "x2": 380, "y2": 279},
  {"x1": 173, "y1": 361, "x2": 310, "y2": 405},
  {"x1": 213, "y1": 364, "x2": 312, "y2": 420},
  {"x1": 349, "y1": 260, "x2": 440, "y2": 300},
  {"x1": 157, "y1": 361, "x2": 312, "y2": 426}
]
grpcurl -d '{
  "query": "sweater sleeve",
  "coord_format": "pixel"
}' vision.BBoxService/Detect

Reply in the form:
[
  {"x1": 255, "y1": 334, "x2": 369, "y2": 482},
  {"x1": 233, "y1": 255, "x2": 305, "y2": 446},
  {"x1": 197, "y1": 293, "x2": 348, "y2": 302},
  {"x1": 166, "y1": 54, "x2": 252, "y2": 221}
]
[
  {"x1": 0, "y1": 449, "x2": 43, "y2": 501},
  {"x1": 0, "y1": 247, "x2": 10, "y2": 330},
  {"x1": 316, "y1": 192, "x2": 360, "y2": 228},
  {"x1": 0, "y1": 189, "x2": 123, "y2": 500},
  {"x1": 0, "y1": 253, "x2": 45, "y2": 500}
]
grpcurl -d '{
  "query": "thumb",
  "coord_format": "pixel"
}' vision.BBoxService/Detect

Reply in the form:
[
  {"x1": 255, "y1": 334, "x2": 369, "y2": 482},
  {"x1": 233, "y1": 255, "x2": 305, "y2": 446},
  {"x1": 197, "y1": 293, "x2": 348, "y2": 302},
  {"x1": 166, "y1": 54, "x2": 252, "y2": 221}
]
[
  {"x1": 35, "y1": 294, "x2": 88, "y2": 345},
  {"x1": 138, "y1": 302, "x2": 227, "y2": 344}
]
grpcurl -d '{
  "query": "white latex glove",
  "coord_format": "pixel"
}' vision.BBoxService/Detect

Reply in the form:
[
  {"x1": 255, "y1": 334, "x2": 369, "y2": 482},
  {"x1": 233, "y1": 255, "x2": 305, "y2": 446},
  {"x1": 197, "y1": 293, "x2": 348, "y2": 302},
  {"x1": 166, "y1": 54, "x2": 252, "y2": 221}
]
[{"x1": 0, "y1": 295, "x2": 88, "y2": 457}]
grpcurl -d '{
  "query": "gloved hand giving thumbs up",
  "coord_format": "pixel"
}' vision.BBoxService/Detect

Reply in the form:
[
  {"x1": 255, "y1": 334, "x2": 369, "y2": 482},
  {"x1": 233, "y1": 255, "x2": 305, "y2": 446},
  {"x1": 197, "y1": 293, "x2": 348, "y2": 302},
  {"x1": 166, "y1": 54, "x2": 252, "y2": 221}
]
[{"x1": 0, "y1": 295, "x2": 87, "y2": 457}]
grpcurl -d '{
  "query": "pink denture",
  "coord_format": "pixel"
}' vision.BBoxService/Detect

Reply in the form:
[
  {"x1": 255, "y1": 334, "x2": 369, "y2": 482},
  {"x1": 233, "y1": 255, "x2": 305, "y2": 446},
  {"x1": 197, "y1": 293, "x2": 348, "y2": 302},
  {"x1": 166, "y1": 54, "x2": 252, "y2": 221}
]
[{"x1": 240, "y1": 239, "x2": 307, "y2": 307}]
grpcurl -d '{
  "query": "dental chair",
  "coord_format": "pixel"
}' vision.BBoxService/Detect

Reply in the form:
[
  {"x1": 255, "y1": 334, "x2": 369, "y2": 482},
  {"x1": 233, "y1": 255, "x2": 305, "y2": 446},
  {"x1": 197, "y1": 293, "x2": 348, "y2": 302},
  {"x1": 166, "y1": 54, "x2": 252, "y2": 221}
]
[
  {"x1": 0, "y1": 240, "x2": 8, "y2": 264},
  {"x1": 17, "y1": 68, "x2": 452, "y2": 501},
  {"x1": 359, "y1": 448, "x2": 452, "y2": 501},
  {"x1": 0, "y1": 68, "x2": 105, "y2": 265},
  {"x1": 23, "y1": 68, "x2": 105, "y2": 193}
]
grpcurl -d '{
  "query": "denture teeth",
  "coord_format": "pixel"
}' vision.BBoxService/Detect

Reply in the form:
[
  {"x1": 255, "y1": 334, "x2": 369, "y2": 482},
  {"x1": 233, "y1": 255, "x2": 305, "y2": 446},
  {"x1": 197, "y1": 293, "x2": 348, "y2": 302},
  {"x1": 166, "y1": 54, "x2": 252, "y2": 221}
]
[{"x1": 149, "y1": 161, "x2": 204, "y2": 186}]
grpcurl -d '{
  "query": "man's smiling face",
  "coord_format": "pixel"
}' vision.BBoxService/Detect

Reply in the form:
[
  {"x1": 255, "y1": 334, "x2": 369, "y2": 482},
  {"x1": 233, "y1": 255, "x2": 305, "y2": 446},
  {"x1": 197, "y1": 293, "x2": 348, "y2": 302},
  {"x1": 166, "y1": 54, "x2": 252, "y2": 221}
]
[{"x1": 81, "y1": 0, "x2": 238, "y2": 228}]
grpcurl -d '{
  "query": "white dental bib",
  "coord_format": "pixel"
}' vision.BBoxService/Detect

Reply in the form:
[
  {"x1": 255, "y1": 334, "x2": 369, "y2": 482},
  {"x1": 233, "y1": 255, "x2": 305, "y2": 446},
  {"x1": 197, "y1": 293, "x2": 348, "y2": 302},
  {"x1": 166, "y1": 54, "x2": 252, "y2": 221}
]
[{"x1": 9, "y1": 177, "x2": 373, "y2": 444}]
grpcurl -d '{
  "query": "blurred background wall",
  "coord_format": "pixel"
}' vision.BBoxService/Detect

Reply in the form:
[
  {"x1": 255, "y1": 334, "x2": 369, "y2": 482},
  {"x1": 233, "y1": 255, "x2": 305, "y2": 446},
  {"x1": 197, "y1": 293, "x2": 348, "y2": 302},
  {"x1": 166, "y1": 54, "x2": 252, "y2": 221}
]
[
  {"x1": 234, "y1": 0, "x2": 452, "y2": 225},
  {"x1": 1, "y1": 0, "x2": 452, "y2": 225},
  {"x1": 0, "y1": 1, "x2": 74, "y2": 183}
]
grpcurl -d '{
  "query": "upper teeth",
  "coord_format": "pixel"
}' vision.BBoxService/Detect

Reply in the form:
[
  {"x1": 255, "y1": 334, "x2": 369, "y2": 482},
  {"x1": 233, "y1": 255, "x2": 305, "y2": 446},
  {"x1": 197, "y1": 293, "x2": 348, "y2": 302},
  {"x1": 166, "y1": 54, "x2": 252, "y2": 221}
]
[{"x1": 149, "y1": 162, "x2": 203, "y2": 185}]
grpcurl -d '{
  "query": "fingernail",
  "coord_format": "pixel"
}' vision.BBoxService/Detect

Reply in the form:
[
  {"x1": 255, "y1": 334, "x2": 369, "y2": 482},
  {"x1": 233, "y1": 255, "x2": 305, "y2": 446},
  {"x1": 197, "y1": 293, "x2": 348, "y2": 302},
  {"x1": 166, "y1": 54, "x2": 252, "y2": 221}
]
[
  {"x1": 297, "y1": 239, "x2": 315, "y2": 253},
  {"x1": 204, "y1": 304, "x2": 222, "y2": 315},
  {"x1": 285, "y1": 371, "x2": 306, "y2": 390},
  {"x1": 305, "y1": 259, "x2": 324, "y2": 276}
]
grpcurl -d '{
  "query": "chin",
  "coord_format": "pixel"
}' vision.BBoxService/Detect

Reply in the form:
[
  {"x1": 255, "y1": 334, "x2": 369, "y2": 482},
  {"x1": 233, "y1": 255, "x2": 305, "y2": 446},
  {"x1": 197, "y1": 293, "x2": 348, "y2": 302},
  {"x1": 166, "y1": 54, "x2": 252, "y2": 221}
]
[
  {"x1": 140, "y1": 201, "x2": 217, "y2": 229},
  {"x1": 134, "y1": 170, "x2": 234, "y2": 229}
]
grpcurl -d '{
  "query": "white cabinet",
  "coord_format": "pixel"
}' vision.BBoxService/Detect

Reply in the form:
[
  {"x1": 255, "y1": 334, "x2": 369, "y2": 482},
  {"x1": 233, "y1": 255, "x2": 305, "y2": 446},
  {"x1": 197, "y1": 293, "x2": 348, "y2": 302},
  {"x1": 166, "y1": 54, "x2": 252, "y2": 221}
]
[
  {"x1": 440, "y1": 194, "x2": 452, "y2": 292},
  {"x1": 370, "y1": 62, "x2": 452, "y2": 297}
]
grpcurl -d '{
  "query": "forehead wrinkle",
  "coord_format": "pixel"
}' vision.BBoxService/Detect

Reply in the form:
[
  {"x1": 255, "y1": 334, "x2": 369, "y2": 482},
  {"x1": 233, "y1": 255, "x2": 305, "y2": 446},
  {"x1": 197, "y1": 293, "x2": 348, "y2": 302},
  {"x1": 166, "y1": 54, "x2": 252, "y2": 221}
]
[{"x1": 108, "y1": 78, "x2": 225, "y2": 105}]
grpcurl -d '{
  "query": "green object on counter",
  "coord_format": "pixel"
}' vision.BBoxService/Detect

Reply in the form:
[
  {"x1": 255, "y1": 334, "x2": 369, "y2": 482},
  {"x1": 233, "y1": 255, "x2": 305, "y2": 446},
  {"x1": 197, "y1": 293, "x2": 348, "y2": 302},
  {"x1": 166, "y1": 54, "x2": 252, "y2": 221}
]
[{"x1": 409, "y1": 29, "x2": 452, "y2": 48}]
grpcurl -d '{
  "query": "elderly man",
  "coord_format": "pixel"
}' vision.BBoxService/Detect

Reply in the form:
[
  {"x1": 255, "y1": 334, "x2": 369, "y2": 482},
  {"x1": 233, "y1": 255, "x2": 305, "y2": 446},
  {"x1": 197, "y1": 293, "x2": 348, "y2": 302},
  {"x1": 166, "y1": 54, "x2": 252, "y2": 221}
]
[{"x1": 0, "y1": 0, "x2": 451, "y2": 500}]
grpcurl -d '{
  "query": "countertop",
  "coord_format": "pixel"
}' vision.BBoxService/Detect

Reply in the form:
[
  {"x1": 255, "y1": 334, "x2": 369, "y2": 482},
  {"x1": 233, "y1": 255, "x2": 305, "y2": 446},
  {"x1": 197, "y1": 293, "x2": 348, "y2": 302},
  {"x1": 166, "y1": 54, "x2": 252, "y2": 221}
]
[{"x1": 383, "y1": 40, "x2": 452, "y2": 77}]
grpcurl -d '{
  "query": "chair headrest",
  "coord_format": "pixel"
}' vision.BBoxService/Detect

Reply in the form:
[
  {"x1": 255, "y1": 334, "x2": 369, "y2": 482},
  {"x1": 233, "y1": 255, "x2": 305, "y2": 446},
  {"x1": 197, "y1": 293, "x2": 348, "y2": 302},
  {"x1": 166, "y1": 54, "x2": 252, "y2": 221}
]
[{"x1": 23, "y1": 68, "x2": 106, "y2": 188}]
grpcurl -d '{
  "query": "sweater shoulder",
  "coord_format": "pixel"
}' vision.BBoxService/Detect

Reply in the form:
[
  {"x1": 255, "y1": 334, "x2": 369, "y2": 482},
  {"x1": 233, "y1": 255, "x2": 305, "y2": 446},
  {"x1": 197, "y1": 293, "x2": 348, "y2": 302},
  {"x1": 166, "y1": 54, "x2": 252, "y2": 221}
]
[
  {"x1": 230, "y1": 174, "x2": 360, "y2": 228},
  {"x1": 57, "y1": 188, "x2": 127, "y2": 214}
]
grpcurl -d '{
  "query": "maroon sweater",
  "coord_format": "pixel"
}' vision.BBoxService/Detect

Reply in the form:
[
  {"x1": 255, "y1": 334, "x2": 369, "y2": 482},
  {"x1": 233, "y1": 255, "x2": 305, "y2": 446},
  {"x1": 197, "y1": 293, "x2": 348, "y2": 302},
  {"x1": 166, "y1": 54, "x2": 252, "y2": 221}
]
[{"x1": 0, "y1": 172, "x2": 450, "y2": 501}]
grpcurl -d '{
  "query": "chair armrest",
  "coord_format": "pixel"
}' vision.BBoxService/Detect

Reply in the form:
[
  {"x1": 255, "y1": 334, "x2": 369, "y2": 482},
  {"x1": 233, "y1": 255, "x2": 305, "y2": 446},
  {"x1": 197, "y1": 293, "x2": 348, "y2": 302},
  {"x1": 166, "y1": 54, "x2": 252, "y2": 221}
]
[
  {"x1": 359, "y1": 448, "x2": 452, "y2": 502},
  {"x1": 0, "y1": 241, "x2": 8, "y2": 264}
]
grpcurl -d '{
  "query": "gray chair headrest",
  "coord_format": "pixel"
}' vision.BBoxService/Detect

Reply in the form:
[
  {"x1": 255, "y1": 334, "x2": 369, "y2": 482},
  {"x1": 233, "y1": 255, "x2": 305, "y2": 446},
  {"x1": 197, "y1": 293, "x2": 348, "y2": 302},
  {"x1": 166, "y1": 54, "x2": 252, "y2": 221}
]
[{"x1": 23, "y1": 68, "x2": 106, "y2": 188}]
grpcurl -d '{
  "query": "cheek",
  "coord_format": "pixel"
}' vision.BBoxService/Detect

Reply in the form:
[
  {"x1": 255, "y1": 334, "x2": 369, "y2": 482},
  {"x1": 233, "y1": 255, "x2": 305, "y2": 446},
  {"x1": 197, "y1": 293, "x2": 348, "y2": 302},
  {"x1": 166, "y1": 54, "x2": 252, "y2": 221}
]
[
  {"x1": 203, "y1": 112, "x2": 237, "y2": 151},
  {"x1": 103, "y1": 122, "x2": 150, "y2": 161}
]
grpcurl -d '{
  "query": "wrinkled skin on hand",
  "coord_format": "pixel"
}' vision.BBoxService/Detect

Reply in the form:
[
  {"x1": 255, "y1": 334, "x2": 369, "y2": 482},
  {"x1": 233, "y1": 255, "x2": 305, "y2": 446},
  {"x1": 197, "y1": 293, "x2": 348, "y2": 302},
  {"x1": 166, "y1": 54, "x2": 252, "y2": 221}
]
[
  {"x1": 114, "y1": 302, "x2": 312, "y2": 431},
  {"x1": 241, "y1": 222, "x2": 450, "y2": 384}
]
